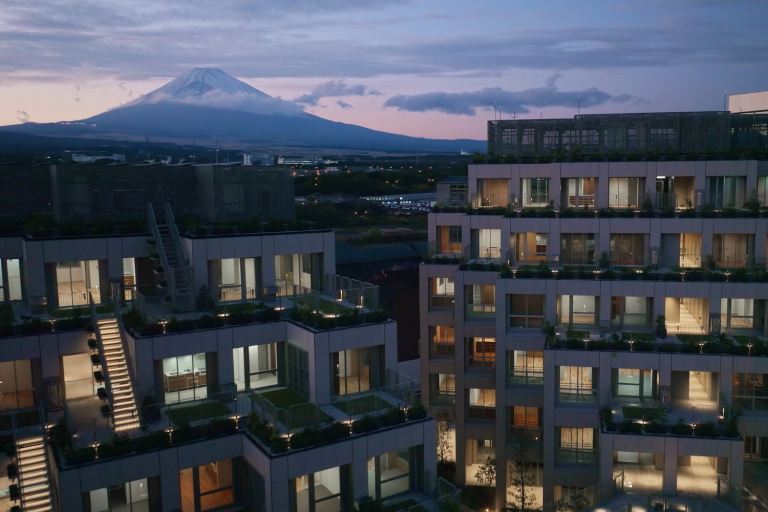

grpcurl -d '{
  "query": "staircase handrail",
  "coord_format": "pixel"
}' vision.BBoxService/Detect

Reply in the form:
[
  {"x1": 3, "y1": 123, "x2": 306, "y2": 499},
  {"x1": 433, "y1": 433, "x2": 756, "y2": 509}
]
[
  {"x1": 147, "y1": 203, "x2": 176, "y2": 294},
  {"x1": 89, "y1": 292, "x2": 115, "y2": 418},
  {"x1": 164, "y1": 203, "x2": 194, "y2": 289},
  {"x1": 38, "y1": 400, "x2": 58, "y2": 512},
  {"x1": 111, "y1": 284, "x2": 142, "y2": 419}
]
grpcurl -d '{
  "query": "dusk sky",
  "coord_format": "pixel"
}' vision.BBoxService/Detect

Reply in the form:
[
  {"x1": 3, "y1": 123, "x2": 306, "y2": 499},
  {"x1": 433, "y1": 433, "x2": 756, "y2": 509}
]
[{"x1": 2, "y1": 0, "x2": 767, "y2": 140}]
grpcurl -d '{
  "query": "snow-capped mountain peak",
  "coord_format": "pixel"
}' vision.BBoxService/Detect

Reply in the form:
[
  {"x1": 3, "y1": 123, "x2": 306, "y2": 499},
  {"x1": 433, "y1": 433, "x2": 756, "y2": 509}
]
[{"x1": 121, "y1": 68, "x2": 304, "y2": 116}]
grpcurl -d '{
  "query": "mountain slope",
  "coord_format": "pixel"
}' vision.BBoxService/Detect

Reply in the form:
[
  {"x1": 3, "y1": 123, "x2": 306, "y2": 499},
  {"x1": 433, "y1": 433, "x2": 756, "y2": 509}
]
[{"x1": 1, "y1": 68, "x2": 485, "y2": 152}]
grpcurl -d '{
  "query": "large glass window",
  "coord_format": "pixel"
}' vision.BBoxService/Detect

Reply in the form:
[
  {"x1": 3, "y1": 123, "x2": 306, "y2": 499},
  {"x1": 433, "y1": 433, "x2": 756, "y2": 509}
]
[
  {"x1": 466, "y1": 337, "x2": 495, "y2": 369},
  {"x1": 557, "y1": 428, "x2": 596, "y2": 464},
  {"x1": 474, "y1": 229, "x2": 501, "y2": 259},
  {"x1": 216, "y1": 258, "x2": 260, "y2": 301},
  {"x1": 180, "y1": 459, "x2": 234, "y2": 512},
  {"x1": 560, "y1": 233, "x2": 595, "y2": 265},
  {"x1": 515, "y1": 233, "x2": 548, "y2": 263},
  {"x1": 611, "y1": 296, "x2": 651, "y2": 328},
  {"x1": 477, "y1": 178, "x2": 509, "y2": 207},
  {"x1": 465, "y1": 285, "x2": 495, "y2": 318},
  {"x1": 56, "y1": 260, "x2": 101, "y2": 306},
  {"x1": 430, "y1": 278, "x2": 454, "y2": 309},
  {"x1": 296, "y1": 467, "x2": 343, "y2": 512},
  {"x1": 509, "y1": 294, "x2": 545, "y2": 328},
  {"x1": 467, "y1": 388, "x2": 496, "y2": 420},
  {"x1": 0, "y1": 259, "x2": 22, "y2": 302},
  {"x1": 733, "y1": 373, "x2": 768, "y2": 411},
  {"x1": 368, "y1": 450, "x2": 411, "y2": 500},
  {"x1": 275, "y1": 253, "x2": 322, "y2": 296},
  {"x1": 430, "y1": 374, "x2": 455, "y2": 406},
  {"x1": 562, "y1": 178, "x2": 596, "y2": 208},
  {"x1": 233, "y1": 343, "x2": 279, "y2": 392},
  {"x1": 522, "y1": 178, "x2": 550, "y2": 207},
  {"x1": 721, "y1": 299, "x2": 765, "y2": 331},
  {"x1": 558, "y1": 367, "x2": 596, "y2": 403},
  {"x1": 63, "y1": 353, "x2": 96, "y2": 400},
  {"x1": 163, "y1": 354, "x2": 207, "y2": 404},
  {"x1": 508, "y1": 351, "x2": 544, "y2": 386},
  {"x1": 608, "y1": 178, "x2": 643, "y2": 208},
  {"x1": 713, "y1": 234, "x2": 753, "y2": 267},
  {"x1": 438, "y1": 225, "x2": 462, "y2": 255},
  {"x1": 89, "y1": 478, "x2": 149, "y2": 512},
  {"x1": 610, "y1": 234, "x2": 645, "y2": 266},
  {"x1": 614, "y1": 368, "x2": 655, "y2": 398},
  {"x1": 332, "y1": 347, "x2": 374, "y2": 396},
  {"x1": 286, "y1": 344, "x2": 310, "y2": 400},
  {"x1": 708, "y1": 176, "x2": 746, "y2": 209},
  {"x1": 558, "y1": 295, "x2": 597, "y2": 327},
  {"x1": 511, "y1": 406, "x2": 540, "y2": 427},
  {"x1": 430, "y1": 326, "x2": 455, "y2": 357},
  {"x1": 0, "y1": 359, "x2": 34, "y2": 410}
]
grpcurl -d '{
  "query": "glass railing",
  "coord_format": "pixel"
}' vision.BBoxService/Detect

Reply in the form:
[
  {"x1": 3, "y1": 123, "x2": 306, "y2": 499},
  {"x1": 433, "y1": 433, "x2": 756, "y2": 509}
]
[{"x1": 465, "y1": 303, "x2": 495, "y2": 317}]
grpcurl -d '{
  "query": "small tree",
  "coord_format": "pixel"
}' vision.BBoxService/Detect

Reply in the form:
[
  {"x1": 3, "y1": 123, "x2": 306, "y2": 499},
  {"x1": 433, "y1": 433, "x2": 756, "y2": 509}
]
[
  {"x1": 507, "y1": 428, "x2": 538, "y2": 511},
  {"x1": 436, "y1": 410, "x2": 454, "y2": 464},
  {"x1": 474, "y1": 456, "x2": 496, "y2": 487}
]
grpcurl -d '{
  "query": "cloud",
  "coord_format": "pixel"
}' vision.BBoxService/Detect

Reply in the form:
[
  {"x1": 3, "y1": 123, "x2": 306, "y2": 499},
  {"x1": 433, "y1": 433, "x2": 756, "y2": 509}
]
[
  {"x1": 336, "y1": 100, "x2": 353, "y2": 109},
  {"x1": 294, "y1": 80, "x2": 382, "y2": 106},
  {"x1": 383, "y1": 83, "x2": 637, "y2": 116},
  {"x1": 16, "y1": 110, "x2": 30, "y2": 123},
  {"x1": 122, "y1": 89, "x2": 306, "y2": 116}
]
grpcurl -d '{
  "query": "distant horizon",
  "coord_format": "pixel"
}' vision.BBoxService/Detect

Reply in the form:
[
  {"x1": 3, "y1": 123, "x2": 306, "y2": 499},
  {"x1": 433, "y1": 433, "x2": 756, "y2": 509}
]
[{"x1": 2, "y1": 0, "x2": 766, "y2": 140}]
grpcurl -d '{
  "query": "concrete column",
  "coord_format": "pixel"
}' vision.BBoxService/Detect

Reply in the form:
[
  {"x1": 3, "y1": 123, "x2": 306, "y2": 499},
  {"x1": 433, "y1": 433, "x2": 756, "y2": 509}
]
[
  {"x1": 663, "y1": 437, "x2": 679, "y2": 494},
  {"x1": 600, "y1": 433, "x2": 615, "y2": 492},
  {"x1": 159, "y1": 451, "x2": 181, "y2": 511},
  {"x1": 597, "y1": 163, "x2": 610, "y2": 209},
  {"x1": 701, "y1": 219, "x2": 714, "y2": 260},
  {"x1": 542, "y1": 350, "x2": 557, "y2": 506},
  {"x1": 599, "y1": 352, "x2": 613, "y2": 406},
  {"x1": 598, "y1": 219, "x2": 611, "y2": 264},
  {"x1": 352, "y1": 456, "x2": 369, "y2": 501}
]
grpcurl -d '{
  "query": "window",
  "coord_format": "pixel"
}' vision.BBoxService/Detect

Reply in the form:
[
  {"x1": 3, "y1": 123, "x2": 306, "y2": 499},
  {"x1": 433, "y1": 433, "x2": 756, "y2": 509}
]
[
  {"x1": 217, "y1": 258, "x2": 260, "y2": 301},
  {"x1": 611, "y1": 296, "x2": 651, "y2": 328},
  {"x1": 467, "y1": 388, "x2": 496, "y2": 420},
  {"x1": 275, "y1": 253, "x2": 322, "y2": 295},
  {"x1": 449, "y1": 183, "x2": 468, "y2": 202},
  {"x1": 163, "y1": 354, "x2": 208, "y2": 404},
  {"x1": 55, "y1": 260, "x2": 101, "y2": 306},
  {"x1": 180, "y1": 459, "x2": 234, "y2": 512},
  {"x1": 430, "y1": 326, "x2": 455, "y2": 357},
  {"x1": 614, "y1": 368, "x2": 655, "y2": 398},
  {"x1": 286, "y1": 344, "x2": 310, "y2": 400},
  {"x1": 759, "y1": 177, "x2": 768, "y2": 207},
  {"x1": 296, "y1": 467, "x2": 344, "y2": 512},
  {"x1": 509, "y1": 294, "x2": 545, "y2": 328},
  {"x1": 721, "y1": 299, "x2": 764, "y2": 331},
  {"x1": 515, "y1": 233, "x2": 548, "y2": 263},
  {"x1": 508, "y1": 351, "x2": 543, "y2": 385},
  {"x1": 0, "y1": 259, "x2": 22, "y2": 302},
  {"x1": 89, "y1": 478, "x2": 149, "y2": 512},
  {"x1": 511, "y1": 406, "x2": 540, "y2": 427},
  {"x1": 430, "y1": 374, "x2": 455, "y2": 406},
  {"x1": 430, "y1": 278, "x2": 454, "y2": 309},
  {"x1": 608, "y1": 178, "x2": 643, "y2": 208},
  {"x1": 438, "y1": 226, "x2": 462, "y2": 254},
  {"x1": 558, "y1": 295, "x2": 597, "y2": 327},
  {"x1": 233, "y1": 343, "x2": 279, "y2": 392},
  {"x1": 474, "y1": 229, "x2": 501, "y2": 259},
  {"x1": 733, "y1": 373, "x2": 768, "y2": 411},
  {"x1": 470, "y1": 439, "x2": 495, "y2": 465},
  {"x1": 707, "y1": 176, "x2": 745, "y2": 209},
  {"x1": 466, "y1": 337, "x2": 495, "y2": 369},
  {"x1": 465, "y1": 285, "x2": 495, "y2": 317},
  {"x1": 333, "y1": 347, "x2": 375, "y2": 396},
  {"x1": 610, "y1": 234, "x2": 645, "y2": 266},
  {"x1": 0, "y1": 360, "x2": 34, "y2": 410},
  {"x1": 522, "y1": 178, "x2": 550, "y2": 207},
  {"x1": 557, "y1": 428, "x2": 596, "y2": 464},
  {"x1": 560, "y1": 234, "x2": 595, "y2": 265},
  {"x1": 713, "y1": 234, "x2": 753, "y2": 267},
  {"x1": 368, "y1": 450, "x2": 411, "y2": 500},
  {"x1": 562, "y1": 178, "x2": 596, "y2": 208},
  {"x1": 477, "y1": 178, "x2": 509, "y2": 207},
  {"x1": 558, "y1": 367, "x2": 596, "y2": 403}
]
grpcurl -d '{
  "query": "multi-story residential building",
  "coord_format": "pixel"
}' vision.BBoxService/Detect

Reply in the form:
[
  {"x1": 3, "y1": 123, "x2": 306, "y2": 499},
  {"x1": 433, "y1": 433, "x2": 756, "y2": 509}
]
[
  {"x1": 0, "y1": 204, "x2": 449, "y2": 512},
  {"x1": 422, "y1": 111, "x2": 768, "y2": 511}
]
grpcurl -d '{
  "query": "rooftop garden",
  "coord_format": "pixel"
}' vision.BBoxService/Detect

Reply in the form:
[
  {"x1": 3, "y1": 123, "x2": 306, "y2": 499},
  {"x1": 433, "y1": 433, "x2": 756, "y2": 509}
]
[
  {"x1": 0, "y1": 304, "x2": 114, "y2": 338},
  {"x1": 472, "y1": 147, "x2": 767, "y2": 164},
  {"x1": 544, "y1": 322, "x2": 768, "y2": 356},
  {"x1": 601, "y1": 408, "x2": 740, "y2": 439}
]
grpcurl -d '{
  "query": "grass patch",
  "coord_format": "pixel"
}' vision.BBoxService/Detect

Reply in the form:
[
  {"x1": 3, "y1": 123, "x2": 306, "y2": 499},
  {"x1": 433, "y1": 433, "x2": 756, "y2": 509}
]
[
  {"x1": 333, "y1": 395, "x2": 386, "y2": 416},
  {"x1": 295, "y1": 294, "x2": 355, "y2": 315},
  {"x1": 166, "y1": 401, "x2": 232, "y2": 426},
  {"x1": 622, "y1": 331, "x2": 656, "y2": 341},
  {"x1": 623, "y1": 407, "x2": 662, "y2": 421},
  {"x1": 677, "y1": 334, "x2": 712, "y2": 343},
  {"x1": 734, "y1": 335, "x2": 763, "y2": 345},
  {"x1": 383, "y1": 499, "x2": 419, "y2": 512},
  {"x1": 258, "y1": 388, "x2": 309, "y2": 408}
]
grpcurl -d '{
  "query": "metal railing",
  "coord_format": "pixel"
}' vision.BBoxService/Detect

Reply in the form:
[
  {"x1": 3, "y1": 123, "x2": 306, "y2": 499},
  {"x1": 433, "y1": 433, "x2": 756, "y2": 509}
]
[
  {"x1": 531, "y1": 471, "x2": 623, "y2": 512},
  {"x1": 404, "y1": 478, "x2": 462, "y2": 512},
  {"x1": 58, "y1": 291, "x2": 92, "y2": 307},
  {"x1": 164, "y1": 202, "x2": 195, "y2": 306}
]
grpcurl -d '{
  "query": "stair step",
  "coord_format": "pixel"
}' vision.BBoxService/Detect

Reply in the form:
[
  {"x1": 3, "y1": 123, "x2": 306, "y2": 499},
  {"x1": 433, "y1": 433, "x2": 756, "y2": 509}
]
[
  {"x1": 20, "y1": 476, "x2": 48, "y2": 487},
  {"x1": 19, "y1": 456, "x2": 45, "y2": 467},
  {"x1": 17, "y1": 437, "x2": 44, "y2": 447},
  {"x1": 20, "y1": 469, "x2": 47, "y2": 481},
  {"x1": 18, "y1": 444, "x2": 44, "y2": 454},
  {"x1": 19, "y1": 462, "x2": 46, "y2": 473},
  {"x1": 22, "y1": 488, "x2": 50, "y2": 501},
  {"x1": 23, "y1": 497, "x2": 52, "y2": 509}
]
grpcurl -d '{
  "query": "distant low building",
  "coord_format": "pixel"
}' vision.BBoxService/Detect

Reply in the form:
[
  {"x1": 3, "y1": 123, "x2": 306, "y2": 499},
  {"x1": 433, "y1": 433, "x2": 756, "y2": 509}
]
[
  {"x1": 70, "y1": 153, "x2": 126, "y2": 163},
  {"x1": 362, "y1": 193, "x2": 436, "y2": 206}
]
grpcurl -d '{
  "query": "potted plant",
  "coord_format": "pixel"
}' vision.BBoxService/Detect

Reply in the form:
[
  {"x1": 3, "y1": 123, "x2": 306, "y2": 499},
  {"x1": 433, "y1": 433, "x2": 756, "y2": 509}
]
[
  {"x1": 100, "y1": 404, "x2": 111, "y2": 417},
  {"x1": 90, "y1": 354, "x2": 102, "y2": 366},
  {"x1": 153, "y1": 265, "x2": 164, "y2": 275},
  {"x1": 87, "y1": 338, "x2": 98, "y2": 350},
  {"x1": 157, "y1": 279, "x2": 168, "y2": 289},
  {"x1": 97, "y1": 387, "x2": 108, "y2": 400},
  {"x1": 149, "y1": 251, "x2": 160, "y2": 261},
  {"x1": 654, "y1": 315, "x2": 667, "y2": 339},
  {"x1": 94, "y1": 370, "x2": 104, "y2": 382},
  {"x1": 146, "y1": 238, "x2": 156, "y2": 247}
]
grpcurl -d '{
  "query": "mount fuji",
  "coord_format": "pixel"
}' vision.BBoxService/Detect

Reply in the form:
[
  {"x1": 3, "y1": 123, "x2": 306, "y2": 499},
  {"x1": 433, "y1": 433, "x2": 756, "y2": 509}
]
[{"x1": 1, "y1": 68, "x2": 484, "y2": 152}]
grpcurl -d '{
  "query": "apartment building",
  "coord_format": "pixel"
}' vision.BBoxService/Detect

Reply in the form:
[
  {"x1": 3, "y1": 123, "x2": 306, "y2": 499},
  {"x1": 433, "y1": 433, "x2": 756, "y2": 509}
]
[
  {"x1": 421, "y1": 126, "x2": 768, "y2": 510},
  {"x1": 0, "y1": 205, "x2": 448, "y2": 512}
]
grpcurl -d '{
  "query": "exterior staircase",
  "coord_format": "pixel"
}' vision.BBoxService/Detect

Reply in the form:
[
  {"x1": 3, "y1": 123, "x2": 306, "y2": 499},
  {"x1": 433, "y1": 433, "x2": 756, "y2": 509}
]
[
  {"x1": 149, "y1": 203, "x2": 194, "y2": 312},
  {"x1": 96, "y1": 316, "x2": 140, "y2": 431},
  {"x1": 15, "y1": 436, "x2": 52, "y2": 512}
]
